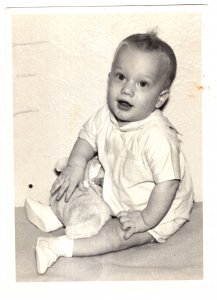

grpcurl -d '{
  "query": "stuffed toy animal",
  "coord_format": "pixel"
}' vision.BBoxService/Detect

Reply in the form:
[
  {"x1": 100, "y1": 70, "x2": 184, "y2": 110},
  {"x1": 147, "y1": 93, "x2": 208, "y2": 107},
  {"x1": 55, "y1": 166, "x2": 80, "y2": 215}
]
[{"x1": 49, "y1": 157, "x2": 112, "y2": 239}]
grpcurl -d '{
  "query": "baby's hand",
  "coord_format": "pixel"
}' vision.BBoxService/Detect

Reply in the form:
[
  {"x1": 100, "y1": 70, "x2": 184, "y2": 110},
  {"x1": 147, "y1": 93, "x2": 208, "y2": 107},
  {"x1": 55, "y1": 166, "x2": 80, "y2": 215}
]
[
  {"x1": 117, "y1": 210, "x2": 147, "y2": 239},
  {"x1": 50, "y1": 165, "x2": 87, "y2": 202}
]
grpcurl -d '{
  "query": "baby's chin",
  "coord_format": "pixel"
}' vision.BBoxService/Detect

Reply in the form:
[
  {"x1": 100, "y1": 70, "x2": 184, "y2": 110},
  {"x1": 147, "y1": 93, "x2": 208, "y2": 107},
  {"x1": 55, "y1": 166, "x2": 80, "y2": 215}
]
[
  {"x1": 114, "y1": 111, "x2": 133, "y2": 126},
  {"x1": 117, "y1": 118, "x2": 130, "y2": 127}
]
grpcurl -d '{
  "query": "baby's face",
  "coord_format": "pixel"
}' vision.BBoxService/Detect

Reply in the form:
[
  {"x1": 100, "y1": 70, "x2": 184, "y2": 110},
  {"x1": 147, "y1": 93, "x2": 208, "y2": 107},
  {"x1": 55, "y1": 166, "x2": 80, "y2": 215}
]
[{"x1": 107, "y1": 45, "x2": 170, "y2": 125}]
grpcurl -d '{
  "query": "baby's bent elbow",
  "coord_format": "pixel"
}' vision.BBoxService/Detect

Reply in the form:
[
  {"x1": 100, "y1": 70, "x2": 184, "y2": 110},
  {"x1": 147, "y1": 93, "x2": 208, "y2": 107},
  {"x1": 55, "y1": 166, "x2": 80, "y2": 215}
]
[{"x1": 170, "y1": 179, "x2": 180, "y2": 191}]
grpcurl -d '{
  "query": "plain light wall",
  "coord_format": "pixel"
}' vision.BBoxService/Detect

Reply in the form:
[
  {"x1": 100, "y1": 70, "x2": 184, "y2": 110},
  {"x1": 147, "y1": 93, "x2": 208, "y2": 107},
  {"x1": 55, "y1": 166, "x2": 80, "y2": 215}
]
[{"x1": 13, "y1": 9, "x2": 202, "y2": 206}]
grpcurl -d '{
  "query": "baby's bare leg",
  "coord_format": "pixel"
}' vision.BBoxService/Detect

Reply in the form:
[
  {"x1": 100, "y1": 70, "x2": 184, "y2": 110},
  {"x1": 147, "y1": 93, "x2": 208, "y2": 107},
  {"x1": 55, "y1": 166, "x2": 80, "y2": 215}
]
[
  {"x1": 73, "y1": 218, "x2": 153, "y2": 256},
  {"x1": 36, "y1": 218, "x2": 154, "y2": 274}
]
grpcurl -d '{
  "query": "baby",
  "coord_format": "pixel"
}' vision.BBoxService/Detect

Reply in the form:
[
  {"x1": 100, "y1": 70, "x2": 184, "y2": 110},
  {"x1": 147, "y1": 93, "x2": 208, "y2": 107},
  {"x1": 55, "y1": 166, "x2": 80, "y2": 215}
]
[{"x1": 27, "y1": 31, "x2": 194, "y2": 274}]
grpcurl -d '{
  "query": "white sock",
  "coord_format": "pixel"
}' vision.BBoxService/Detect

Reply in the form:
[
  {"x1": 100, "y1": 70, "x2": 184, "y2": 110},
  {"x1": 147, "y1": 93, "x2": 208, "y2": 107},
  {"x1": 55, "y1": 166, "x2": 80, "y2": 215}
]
[{"x1": 53, "y1": 235, "x2": 74, "y2": 257}]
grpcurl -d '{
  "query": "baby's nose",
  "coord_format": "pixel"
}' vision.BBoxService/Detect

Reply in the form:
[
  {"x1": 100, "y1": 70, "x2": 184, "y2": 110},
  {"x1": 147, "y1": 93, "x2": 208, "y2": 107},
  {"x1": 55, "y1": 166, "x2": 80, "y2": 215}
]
[{"x1": 121, "y1": 82, "x2": 135, "y2": 97}]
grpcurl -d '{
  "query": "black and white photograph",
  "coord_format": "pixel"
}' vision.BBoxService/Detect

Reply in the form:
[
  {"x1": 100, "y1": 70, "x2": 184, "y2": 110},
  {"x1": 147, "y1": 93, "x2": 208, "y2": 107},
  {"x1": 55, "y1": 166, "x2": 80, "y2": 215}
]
[{"x1": 1, "y1": 0, "x2": 216, "y2": 299}]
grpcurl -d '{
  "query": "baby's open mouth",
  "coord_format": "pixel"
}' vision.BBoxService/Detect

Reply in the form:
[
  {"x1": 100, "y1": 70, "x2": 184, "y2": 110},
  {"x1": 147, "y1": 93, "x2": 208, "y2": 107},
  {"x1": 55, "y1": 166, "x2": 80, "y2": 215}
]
[{"x1": 117, "y1": 100, "x2": 133, "y2": 110}]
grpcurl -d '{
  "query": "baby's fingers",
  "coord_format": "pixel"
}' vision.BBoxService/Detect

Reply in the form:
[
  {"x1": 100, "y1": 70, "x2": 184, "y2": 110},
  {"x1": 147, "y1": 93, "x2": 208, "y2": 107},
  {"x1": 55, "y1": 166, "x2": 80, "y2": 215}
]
[
  {"x1": 50, "y1": 175, "x2": 65, "y2": 195},
  {"x1": 124, "y1": 227, "x2": 135, "y2": 239},
  {"x1": 121, "y1": 220, "x2": 133, "y2": 231},
  {"x1": 65, "y1": 182, "x2": 79, "y2": 202},
  {"x1": 56, "y1": 180, "x2": 70, "y2": 201},
  {"x1": 118, "y1": 215, "x2": 130, "y2": 226},
  {"x1": 117, "y1": 211, "x2": 129, "y2": 219}
]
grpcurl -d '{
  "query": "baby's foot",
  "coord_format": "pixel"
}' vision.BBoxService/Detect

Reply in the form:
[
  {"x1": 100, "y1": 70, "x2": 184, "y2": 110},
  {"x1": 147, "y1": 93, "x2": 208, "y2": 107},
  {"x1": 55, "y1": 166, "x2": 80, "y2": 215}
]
[
  {"x1": 36, "y1": 237, "x2": 59, "y2": 274},
  {"x1": 25, "y1": 198, "x2": 63, "y2": 232}
]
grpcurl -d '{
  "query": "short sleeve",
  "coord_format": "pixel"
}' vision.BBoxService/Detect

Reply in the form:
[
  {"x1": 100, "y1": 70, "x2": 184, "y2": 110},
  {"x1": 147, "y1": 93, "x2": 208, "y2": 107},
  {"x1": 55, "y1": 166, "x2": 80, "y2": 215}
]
[
  {"x1": 144, "y1": 126, "x2": 181, "y2": 183},
  {"x1": 78, "y1": 105, "x2": 107, "y2": 152}
]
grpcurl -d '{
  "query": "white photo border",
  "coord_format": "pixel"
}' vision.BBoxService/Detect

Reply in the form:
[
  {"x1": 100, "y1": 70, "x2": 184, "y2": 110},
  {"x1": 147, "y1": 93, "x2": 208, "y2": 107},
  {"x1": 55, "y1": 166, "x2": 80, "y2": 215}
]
[{"x1": 1, "y1": 1, "x2": 217, "y2": 299}]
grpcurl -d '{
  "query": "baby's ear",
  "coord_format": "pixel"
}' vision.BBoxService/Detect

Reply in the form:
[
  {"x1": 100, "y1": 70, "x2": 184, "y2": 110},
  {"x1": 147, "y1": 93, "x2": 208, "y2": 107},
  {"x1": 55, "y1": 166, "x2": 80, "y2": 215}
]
[
  {"x1": 107, "y1": 72, "x2": 111, "y2": 83},
  {"x1": 107, "y1": 72, "x2": 111, "y2": 84},
  {"x1": 155, "y1": 89, "x2": 169, "y2": 109}
]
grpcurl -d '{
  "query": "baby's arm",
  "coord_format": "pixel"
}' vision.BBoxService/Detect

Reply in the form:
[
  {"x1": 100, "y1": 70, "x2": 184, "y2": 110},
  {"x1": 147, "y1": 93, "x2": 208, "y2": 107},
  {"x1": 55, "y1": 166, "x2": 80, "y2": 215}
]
[
  {"x1": 50, "y1": 138, "x2": 95, "y2": 202},
  {"x1": 117, "y1": 179, "x2": 180, "y2": 239}
]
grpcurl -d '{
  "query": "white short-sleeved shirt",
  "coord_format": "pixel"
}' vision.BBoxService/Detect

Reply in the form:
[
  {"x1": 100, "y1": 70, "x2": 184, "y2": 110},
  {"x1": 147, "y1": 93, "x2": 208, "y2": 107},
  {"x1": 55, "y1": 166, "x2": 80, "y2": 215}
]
[{"x1": 79, "y1": 105, "x2": 194, "y2": 224}]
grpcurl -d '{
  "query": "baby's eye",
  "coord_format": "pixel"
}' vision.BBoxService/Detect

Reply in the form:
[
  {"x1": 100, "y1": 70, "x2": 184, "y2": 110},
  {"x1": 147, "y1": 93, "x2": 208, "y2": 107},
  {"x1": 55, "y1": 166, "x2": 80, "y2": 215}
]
[
  {"x1": 139, "y1": 81, "x2": 148, "y2": 88},
  {"x1": 116, "y1": 73, "x2": 125, "y2": 81}
]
